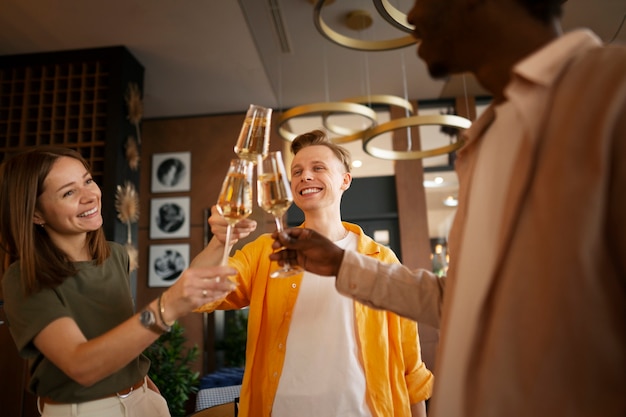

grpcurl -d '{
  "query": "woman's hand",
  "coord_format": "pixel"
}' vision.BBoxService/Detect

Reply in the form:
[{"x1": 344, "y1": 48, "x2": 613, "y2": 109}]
[
  {"x1": 159, "y1": 265, "x2": 237, "y2": 323},
  {"x1": 32, "y1": 268, "x2": 237, "y2": 387}
]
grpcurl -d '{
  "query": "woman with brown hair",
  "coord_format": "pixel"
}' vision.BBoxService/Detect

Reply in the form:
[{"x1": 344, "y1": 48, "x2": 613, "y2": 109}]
[{"x1": 0, "y1": 146, "x2": 235, "y2": 417}]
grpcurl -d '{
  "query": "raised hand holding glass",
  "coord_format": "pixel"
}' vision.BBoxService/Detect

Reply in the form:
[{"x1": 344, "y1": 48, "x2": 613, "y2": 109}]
[
  {"x1": 257, "y1": 151, "x2": 303, "y2": 278},
  {"x1": 216, "y1": 159, "x2": 254, "y2": 267}
]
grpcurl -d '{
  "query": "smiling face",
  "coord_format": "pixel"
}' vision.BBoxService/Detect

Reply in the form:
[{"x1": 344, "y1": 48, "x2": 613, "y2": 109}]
[
  {"x1": 290, "y1": 145, "x2": 352, "y2": 215},
  {"x1": 33, "y1": 156, "x2": 103, "y2": 247}
]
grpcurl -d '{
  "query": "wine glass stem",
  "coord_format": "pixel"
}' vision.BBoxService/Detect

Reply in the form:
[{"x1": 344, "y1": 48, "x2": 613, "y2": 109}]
[
  {"x1": 274, "y1": 216, "x2": 284, "y2": 233},
  {"x1": 274, "y1": 216, "x2": 291, "y2": 270},
  {"x1": 221, "y1": 224, "x2": 233, "y2": 266}
]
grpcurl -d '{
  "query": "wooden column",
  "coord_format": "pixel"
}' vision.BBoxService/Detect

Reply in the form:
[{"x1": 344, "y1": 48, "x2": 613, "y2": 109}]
[
  {"x1": 391, "y1": 103, "x2": 431, "y2": 269},
  {"x1": 456, "y1": 95, "x2": 477, "y2": 121}
]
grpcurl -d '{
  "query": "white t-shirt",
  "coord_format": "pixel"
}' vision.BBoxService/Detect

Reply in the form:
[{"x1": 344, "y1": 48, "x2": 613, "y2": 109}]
[{"x1": 272, "y1": 231, "x2": 372, "y2": 417}]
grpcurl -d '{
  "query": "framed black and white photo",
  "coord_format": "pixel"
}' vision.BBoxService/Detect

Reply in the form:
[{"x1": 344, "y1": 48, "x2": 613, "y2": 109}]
[
  {"x1": 148, "y1": 244, "x2": 189, "y2": 287},
  {"x1": 150, "y1": 196, "x2": 190, "y2": 239},
  {"x1": 151, "y1": 152, "x2": 191, "y2": 193}
]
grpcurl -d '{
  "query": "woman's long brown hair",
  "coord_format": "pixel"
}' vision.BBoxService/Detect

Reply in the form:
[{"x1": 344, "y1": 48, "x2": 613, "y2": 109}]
[{"x1": 0, "y1": 147, "x2": 110, "y2": 295}]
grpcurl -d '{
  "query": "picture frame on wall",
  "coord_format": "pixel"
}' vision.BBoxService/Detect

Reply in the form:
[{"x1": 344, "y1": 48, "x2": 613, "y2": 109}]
[
  {"x1": 151, "y1": 151, "x2": 191, "y2": 193},
  {"x1": 150, "y1": 196, "x2": 190, "y2": 239},
  {"x1": 148, "y1": 243, "x2": 189, "y2": 287}
]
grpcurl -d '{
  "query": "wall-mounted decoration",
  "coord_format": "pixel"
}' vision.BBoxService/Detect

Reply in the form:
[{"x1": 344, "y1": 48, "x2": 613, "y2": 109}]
[
  {"x1": 115, "y1": 181, "x2": 140, "y2": 271},
  {"x1": 125, "y1": 136, "x2": 140, "y2": 171},
  {"x1": 151, "y1": 151, "x2": 191, "y2": 193},
  {"x1": 125, "y1": 82, "x2": 143, "y2": 144},
  {"x1": 150, "y1": 196, "x2": 190, "y2": 239},
  {"x1": 148, "y1": 243, "x2": 189, "y2": 287}
]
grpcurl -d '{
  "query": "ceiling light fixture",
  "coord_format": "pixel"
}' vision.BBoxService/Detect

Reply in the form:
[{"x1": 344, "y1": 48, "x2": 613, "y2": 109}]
[
  {"x1": 362, "y1": 114, "x2": 471, "y2": 160},
  {"x1": 313, "y1": 0, "x2": 416, "y2": 51},
  {"x1": 276, "y1": 101, "x2": 377, "y2": 143},
  {"x1": 344, "y1": 10, "x2": 373, "y2": 31},
  {"x1": 277, "y1": 0, "x2": 473, "y2": 162},
  {"x1": 323, "y1": 94, "x2": 415, "y2": 136},
  {"x1": 372, "y1": 0, "x2": 413, "y2": 33},
  {"x1": 443, "y1": 195, "x2": 459, "y2": 207}
]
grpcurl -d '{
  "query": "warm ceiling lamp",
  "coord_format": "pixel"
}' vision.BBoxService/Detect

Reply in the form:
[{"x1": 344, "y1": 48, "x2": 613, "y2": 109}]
[
  {"x1": 276, "y1": 101, "x2": 377, "y2": 143},
  {"x1": 372, "y1": 0, "x2": 413, "y2": 33},
  {"x1": 275, "y1": 94, "x2": 416, "y2": 144},
  {"x1": 313, "y1": 0, "x2": 416, "y2": 51},
  {"x1": 344, "y1": 10, "x2": 373, "y2": 31},
  {"x1": 276, "y1": 0, "x2": 473, "y2": 161},
  {"x1": 362, "y1": 114, "x2": 471, "y2": 160},
  {"x1": 323, "y1": 94, "x2": 415, "y2": 136}
]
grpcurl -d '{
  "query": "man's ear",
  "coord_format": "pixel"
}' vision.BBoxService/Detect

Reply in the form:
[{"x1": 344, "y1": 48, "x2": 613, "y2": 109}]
[{"x1": 341, "y1": 172, "x2": 352, "y2": 190}]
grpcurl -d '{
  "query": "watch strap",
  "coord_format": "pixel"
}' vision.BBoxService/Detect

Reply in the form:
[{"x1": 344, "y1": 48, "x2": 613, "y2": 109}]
[{"x1": 140, "y1": 307, "x2": 167, "y2": 334}]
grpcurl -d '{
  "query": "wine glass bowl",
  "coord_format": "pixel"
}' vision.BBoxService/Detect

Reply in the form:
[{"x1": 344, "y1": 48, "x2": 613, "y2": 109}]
[
  {"x1": 257, "y1": 151, "x2": 303, "y2": 278},
  {"x1": 234, "y1": 104, "x2": 272, "y2": 164},
  {"x1": 216, "y1": 158, "x2": 254, "y2": 266}
]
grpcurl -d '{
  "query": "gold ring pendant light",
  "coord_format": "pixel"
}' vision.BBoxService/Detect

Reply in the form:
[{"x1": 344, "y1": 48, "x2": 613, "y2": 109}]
[
  {"x1": 372, "y1": 0, "x2": 414, "y2": 33},
  {"x1": 313, "y1": 0, "x2": 416, "y2": 51},
  {"x1": 277, "y1": 102, "x2": 378, "y2": 143},
  {"x1": 323, "y1": 94, "x2": 415, "y2": 136},
  {"x1": 363, "y1": 114, "x2": 472, "y2": 160},
  {"x1": 277, "y1": 0, "x2": 474, "y2": 160},
  {"x1": 278, "y1": 3, "x2": 418, "y2": 144}
]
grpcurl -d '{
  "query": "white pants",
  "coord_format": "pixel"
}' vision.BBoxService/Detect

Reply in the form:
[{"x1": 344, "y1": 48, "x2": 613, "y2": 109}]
[{"x1": 38, "y1": 379, "x2": 170, "y2": 417}]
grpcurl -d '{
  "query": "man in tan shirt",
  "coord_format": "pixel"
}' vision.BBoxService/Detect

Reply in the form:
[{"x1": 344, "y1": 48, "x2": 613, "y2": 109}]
[{"x1": 271, "y1": 0, "x2": 626, "y2": 416}]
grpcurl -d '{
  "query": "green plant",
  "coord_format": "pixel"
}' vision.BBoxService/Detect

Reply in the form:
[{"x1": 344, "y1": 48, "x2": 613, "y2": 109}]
[
  {"x1": 215, "y1": 309, "x2": 248, "y2": 368},
  {"x1": 143, "y1": 322, "x2": 200, "y2": 417}
]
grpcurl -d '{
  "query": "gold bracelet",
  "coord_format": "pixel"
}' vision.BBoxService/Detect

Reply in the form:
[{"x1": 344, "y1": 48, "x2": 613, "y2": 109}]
[{"x1": 157, "y1": 293, "x2": 176, "y2": 329}]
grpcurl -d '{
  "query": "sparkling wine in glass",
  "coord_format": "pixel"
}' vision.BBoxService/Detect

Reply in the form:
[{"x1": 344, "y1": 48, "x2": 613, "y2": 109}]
[
  {"x1": 234, "y1": 104, "x2": 272, "y2": 163},
  {"x1": 216, "y1": 158, "x2": 254, "y2": 266},
  {"x1": 257, "y1": 151, "x2": 302, "y2": 278}
]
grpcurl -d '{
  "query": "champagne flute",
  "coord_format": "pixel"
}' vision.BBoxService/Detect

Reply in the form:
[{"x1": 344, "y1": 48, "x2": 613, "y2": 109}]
[
  {"x1": 234, "y1": 104, "x2": 272, "y2": 163},
  {"x1": 257, "y1": 151, "x2": 302, "y2": 278},
  {"x1": 216, "y1": 158, "x2": 254, "y2": 267}
]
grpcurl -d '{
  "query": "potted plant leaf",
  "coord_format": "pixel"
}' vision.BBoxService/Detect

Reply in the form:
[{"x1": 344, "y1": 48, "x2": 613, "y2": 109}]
[{"x1": 143, "y1": 322, "x2": 200, "y2": 417}]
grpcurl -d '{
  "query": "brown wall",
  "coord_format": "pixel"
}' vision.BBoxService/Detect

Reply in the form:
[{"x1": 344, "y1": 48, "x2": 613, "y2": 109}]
[
  {"x1": 136, "y1": 99, "x2": 474, "y2": 377},
  {"x1": 138, "y1": 112, "x2": 282, "y2": 375}
]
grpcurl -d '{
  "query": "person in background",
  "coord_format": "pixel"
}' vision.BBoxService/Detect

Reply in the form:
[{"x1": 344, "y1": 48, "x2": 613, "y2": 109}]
[
  {"x1": 193, "y1": 130, "x2": 433, "y2": 417},
  {"x1": 0, "y1": 146, "x2": 236, "y2": 417},
  {"x1": 270, "y1": 0, "x2": 626, "y2": 416}
]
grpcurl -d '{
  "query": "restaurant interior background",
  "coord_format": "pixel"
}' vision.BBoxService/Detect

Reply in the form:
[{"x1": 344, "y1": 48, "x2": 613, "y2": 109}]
[{"x1": 0, "y1": 0, "x2": 624, "y2": 415}]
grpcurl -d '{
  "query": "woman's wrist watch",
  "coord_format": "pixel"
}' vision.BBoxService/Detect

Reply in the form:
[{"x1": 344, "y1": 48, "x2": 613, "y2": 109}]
[{"x1": 139, "y1": 307, "x2": 171, "y2": 334}]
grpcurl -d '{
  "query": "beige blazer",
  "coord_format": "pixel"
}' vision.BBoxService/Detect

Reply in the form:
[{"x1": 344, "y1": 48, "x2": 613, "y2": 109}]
[
  {"x1": 443, "y1": 42, "x2": 626, "y2": 416},
  {"x1": 337, "y1": 37, "x2": 626, "y2": 417}
]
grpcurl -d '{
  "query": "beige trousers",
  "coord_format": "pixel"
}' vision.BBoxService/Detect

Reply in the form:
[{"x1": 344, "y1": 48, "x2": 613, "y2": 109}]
[{"x1": 38, "y1": 379, "x2": 170, "y2": 417}]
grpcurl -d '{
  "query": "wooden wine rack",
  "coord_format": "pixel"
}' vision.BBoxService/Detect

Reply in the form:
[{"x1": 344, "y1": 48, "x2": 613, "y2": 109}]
[
  {"x1": 0, "y1": 46, "x2": 144, "y2": 241},
  {"x1": 0, "y1": 59, "x2": 111, "y2": 184}
]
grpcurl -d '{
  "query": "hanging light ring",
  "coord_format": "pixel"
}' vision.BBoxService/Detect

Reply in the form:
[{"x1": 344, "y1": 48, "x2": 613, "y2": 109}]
[
  {"x1": 372, "y1": 0, "x2": 415, "y2": 33},
  {"x1": 362, "y1": 114, "x2": 472, "y2": 160},
  {"x1": 323, "y1": 94, "x2": 415, "y2": 136},
  {"x1": 277, "y1": 101, "x2": 378, "y2": 143},
  {"x1": 313, "y1": 0, "x2": 417, "y2": 51}
]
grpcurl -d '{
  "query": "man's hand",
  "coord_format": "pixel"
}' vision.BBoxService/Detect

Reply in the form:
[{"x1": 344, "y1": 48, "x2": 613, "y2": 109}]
[
  {"x1": 270, "y1": 228, "x2": 345, "y2": 277},
  {"x1": 208, "y1": 205, "x2": 257, "y2": 245}
]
